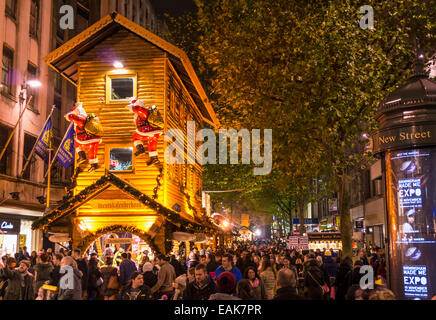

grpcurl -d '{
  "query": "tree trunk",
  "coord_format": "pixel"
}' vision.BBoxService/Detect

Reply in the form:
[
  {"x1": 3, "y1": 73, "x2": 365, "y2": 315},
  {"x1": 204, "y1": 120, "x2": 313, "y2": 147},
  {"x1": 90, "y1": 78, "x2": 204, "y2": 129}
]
[
  {"x1": 289, "y1": 201, "x2": 293, "y2": 235},
  {"x1": 338, "y1": 175, "x2": 352, "y2": 259},
  {"x1": 298, "y1": 199, "x2": 306, "y2": 234}
]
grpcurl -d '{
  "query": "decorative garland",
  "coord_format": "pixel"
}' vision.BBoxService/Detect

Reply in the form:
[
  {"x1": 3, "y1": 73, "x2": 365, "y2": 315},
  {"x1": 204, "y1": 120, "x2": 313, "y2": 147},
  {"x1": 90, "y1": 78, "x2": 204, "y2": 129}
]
[
  {"x1": 77, "y1": 224, "x2": 162, "y2": 255},
  {"x1": 152, "y1": 167, "x2": 164, "y2": 200},
  {"x1": 32, "y1": 172, "x2": 220, "y2": 236}
]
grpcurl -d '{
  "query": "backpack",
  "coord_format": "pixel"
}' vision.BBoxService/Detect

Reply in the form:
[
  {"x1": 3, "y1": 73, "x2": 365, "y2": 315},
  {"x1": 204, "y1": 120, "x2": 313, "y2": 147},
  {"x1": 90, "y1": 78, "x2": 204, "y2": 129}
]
[{"x1": 84, "y1": 115, "x2": 104, "y2": 136}]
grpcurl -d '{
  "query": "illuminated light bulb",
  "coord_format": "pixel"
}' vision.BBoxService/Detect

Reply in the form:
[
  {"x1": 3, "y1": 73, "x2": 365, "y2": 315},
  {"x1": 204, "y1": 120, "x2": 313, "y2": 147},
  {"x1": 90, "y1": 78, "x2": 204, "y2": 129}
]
[
  {"x1": 113, "y1": 61, "x2": 124, "y2": 68},
  {"x1": 27, "y1": 80, "x2": 42, "y2": 88}
]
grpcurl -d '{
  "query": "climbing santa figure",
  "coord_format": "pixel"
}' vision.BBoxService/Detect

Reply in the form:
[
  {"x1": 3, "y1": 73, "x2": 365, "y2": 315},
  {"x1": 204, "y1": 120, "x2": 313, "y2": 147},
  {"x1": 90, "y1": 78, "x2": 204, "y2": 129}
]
[
  {"x1": 126, "y1": 98, "x2": 163, "y2": 167},
  {"x1": 65, "y1": 102, "x2": 103, "y2": 173}
]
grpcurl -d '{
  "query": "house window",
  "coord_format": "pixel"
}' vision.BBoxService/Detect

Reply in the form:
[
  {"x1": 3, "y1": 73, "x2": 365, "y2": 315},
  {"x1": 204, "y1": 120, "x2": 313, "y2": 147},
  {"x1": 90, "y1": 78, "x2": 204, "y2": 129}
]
[
  {"x1": 22, "y1": 133, "x2": 37, "y2": 180},
  {"x1": 5, "y1": 0, "x2": 17, "y2": 20},
  {"x1": 109, "y1": 148, "x2": 133, "y2": 172},
  {"x1": 27, "y1": 63, "x2": 39, "y2": 112},
  {"x1": 1, "y1": 46, "x2": 14, "y2": 96},
  {"x1": 29, "y1": 0, "x2": 40, "y2": 38},
  {"x1": 106, "y1": 74, "x2": 137, "y2": 103},
  {"x1": 0, "y1": 123, "x2": 13, "y2": 175}
]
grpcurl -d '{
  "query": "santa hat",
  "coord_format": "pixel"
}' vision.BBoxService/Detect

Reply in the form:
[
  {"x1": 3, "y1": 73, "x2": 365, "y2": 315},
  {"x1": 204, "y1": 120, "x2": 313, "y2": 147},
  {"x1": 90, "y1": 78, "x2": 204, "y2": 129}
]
[{"x1": 127, "y1": 97, "x2": 145, "y2": 108}]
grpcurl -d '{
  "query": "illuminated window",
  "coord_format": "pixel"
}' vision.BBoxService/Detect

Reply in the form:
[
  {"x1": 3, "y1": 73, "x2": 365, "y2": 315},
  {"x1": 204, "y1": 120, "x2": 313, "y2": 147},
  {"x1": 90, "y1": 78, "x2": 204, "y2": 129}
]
[
  {"x1": 106, "y1": 74, "x2": 137, "y2": 103},
  {"x1": 109, "y1": 148, "x2": 133, "y2": 172}
]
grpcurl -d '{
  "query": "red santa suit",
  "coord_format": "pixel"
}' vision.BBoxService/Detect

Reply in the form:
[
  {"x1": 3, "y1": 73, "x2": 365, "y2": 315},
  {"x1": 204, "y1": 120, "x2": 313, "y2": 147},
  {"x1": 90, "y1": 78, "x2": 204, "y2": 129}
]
[
  {"x1": 65, "y1": 102, "x2": 102, "y2": 168},
  {"x1": 127, "y1": 98, "x2": 163, "y2": 164}
]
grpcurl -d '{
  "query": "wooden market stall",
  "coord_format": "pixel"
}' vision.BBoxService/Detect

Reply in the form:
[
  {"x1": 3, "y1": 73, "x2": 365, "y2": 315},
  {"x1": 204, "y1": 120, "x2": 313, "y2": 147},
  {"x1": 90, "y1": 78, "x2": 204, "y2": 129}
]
[{"x1": 31, "y1": 12, "x2": 221, "y2": 255}]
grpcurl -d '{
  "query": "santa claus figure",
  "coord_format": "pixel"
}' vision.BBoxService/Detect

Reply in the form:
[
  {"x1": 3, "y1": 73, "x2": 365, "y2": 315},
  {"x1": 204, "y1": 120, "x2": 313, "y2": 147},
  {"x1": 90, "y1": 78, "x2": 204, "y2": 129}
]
[
  {"x1": 65, "y1": 102, "x2": 103, "y2": 173},
  {"x1": 127, "y1": 98, "x2": 163, "y2": 167}
]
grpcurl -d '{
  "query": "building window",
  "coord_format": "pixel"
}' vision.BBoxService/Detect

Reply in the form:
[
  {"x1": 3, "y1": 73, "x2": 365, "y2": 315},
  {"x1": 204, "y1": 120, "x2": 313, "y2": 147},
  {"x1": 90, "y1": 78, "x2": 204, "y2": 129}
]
[
  {"x1": 54, "y1": 73, "x2": 62, "y2": 94},
  {"x1": 106, "y1": 74, "x2": 137, "y2": 103},
  {"x1": 22, "y1": 133, "x2": 37, "y2": 180},
  {"x1": 1, "y1": 46, "x2": 14, "y2": 96},
  {"x1": 371, "y1": 177, "x2": 383, "y2": 197},
  {"x1": 145, "y1": 8, "x2": 148, "y2": 24},
  {"x1": 29, "y1": 0, "x2": 40, "y2": 38},
  {"x1": 0, "y1": 124, "x2": 13, "y2": 175},
  {"x1": 5, "y1": 0, "x2": 17, "y2": 20},
  {"x1": 124, "y1": 1, "x2": 128, "y2": 16},
  {"x1": 27, "y1": 63, "x2": 39, "y2": 112},
  {"x1": 109, "y1": 148, "x2": 133, "y2": 172},
  {"x1": 53, "y1": 96, "x2": 62, "y2": 137},
  {"x1": 132, "y1": 1, "x2": 136, "y2": 23}
]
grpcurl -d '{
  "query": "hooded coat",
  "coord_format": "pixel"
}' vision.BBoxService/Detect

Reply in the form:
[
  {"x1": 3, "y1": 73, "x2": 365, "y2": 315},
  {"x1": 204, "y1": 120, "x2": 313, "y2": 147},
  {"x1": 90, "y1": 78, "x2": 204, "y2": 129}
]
[
  {"x1": 303, "y1": 259, "x2": 325, "y2": 300},
  {"x1": 57, "y1": 267, "x2": 83, "y2": 300},
  {"x1": 34, "y1": 262, "x2": 54, "y2": 294}
]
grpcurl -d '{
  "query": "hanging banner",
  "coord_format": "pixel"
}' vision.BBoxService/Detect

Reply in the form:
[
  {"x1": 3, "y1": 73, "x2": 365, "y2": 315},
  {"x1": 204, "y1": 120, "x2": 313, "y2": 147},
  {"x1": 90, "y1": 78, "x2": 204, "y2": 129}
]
[
  {"x1": 34, "y1": 118, "x2": 53, "y2": 163},
  {"x1": 56, "y1": 124, "x2": 75, "y2": 168}
]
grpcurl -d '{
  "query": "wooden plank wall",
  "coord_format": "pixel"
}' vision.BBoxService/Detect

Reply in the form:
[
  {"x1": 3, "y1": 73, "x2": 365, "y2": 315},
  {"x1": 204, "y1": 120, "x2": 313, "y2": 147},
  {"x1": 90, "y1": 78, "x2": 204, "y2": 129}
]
[
  {"x1": 164, "y1": 60, "x2": 204, "y2": 221},
  {"x1": 74, "y1": 29, "x2": 166, "y2": 222}
]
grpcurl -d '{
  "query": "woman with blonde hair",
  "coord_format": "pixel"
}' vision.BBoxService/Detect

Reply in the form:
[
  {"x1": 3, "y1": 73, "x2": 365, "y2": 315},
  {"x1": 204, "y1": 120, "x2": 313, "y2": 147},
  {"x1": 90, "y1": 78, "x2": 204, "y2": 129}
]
[{"x1": 259, "y1": 256, "x2": 276, "y2": 299}]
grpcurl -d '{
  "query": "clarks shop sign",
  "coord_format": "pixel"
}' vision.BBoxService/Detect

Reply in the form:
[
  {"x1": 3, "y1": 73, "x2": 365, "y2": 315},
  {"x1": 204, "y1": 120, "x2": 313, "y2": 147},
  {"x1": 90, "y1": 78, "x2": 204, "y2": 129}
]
[
  {"x1": 0, "y1": 215, "x2": 20, "y2": 234},
  {"x1": 372, "y1": 125, "x2": 436, "y2": 153}
]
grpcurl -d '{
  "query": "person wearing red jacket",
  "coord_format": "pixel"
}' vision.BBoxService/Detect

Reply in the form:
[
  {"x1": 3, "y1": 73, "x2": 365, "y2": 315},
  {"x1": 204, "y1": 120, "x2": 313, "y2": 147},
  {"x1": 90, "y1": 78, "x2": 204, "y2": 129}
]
[
  {"x1": 127, "y1": 98, "x2": 163, "y2": 167},
  {"x1": 65, "y1": 102, "x2": 102, "y2": 172}
]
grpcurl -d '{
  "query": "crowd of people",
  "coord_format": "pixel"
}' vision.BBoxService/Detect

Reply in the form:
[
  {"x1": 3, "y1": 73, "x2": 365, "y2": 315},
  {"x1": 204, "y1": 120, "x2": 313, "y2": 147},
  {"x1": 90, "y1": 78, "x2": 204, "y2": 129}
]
[{"x1": 0, "y1": 240, "x2": 406, "y2": 301}]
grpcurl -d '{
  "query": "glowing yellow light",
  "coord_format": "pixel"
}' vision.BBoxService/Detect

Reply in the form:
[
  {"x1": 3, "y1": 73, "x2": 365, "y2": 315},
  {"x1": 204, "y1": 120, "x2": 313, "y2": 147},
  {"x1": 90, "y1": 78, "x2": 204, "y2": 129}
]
[{"x1": 223, "y1": 220, "x2": 229, "y2": 227}]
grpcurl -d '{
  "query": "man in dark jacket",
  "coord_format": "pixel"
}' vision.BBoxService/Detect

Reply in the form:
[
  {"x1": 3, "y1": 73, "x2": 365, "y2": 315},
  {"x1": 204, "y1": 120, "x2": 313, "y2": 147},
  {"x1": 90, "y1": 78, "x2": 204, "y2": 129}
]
[
  {"x1": 119, "y1": 252, "x2": 137, "y2": 287},
  {"x1": 169, "y1": 255, "x2": 184, "y2": 277},
  {"x1": 0, "y1": 259, "x2": 34, "y2": 300},
  {"x1": 273, "y1": 268, "x2": 306, "y2": 300},
  {"x1": 322, "y1": 251, "x2": 339, "y2": 288},
  {"x1": 183, "y1": 264, "x2": 217, "y2": 300},
  {"x1": 303, "y1": 253, "x2": 325, "y2": 300},
  {"x1": 118, "y1": 271, "x2": 153, "y2": 300},
  {"x1": 72, "y1": 248, "x2": 88, "y2": 297}
]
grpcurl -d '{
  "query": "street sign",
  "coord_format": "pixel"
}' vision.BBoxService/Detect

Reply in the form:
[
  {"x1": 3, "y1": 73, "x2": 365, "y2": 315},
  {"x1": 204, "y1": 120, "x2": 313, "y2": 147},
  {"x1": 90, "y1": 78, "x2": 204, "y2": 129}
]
[{"x1": 287, "y1": 236, "x2": 309, "y2": 250}]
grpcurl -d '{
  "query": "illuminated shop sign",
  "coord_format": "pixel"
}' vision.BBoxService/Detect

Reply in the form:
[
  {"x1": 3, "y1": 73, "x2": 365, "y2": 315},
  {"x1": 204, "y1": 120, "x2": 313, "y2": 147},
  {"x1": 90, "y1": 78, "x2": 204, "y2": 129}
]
[
  {"x1": 385, "y1": 148, "x2": 436, "y2": 299},
  {"x1": 0, "y1": 216, "x2": 20, "y2": 233},
  {"x1": 403, "y1": 266, "x2": 428, "y2": 298}
]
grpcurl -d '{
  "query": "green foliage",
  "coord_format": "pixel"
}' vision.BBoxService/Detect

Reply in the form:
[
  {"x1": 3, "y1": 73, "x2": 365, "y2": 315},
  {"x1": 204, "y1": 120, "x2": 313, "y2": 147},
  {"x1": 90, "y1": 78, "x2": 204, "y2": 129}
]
[{"x1": 166, "y1": 1, "x2": 435, "y2": 247}]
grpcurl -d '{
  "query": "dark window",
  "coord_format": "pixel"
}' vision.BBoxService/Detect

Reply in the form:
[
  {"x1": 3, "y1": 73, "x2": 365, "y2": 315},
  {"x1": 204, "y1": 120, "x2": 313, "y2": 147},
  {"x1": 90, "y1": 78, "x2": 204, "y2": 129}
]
[
  {"x1": 53, "y1": 96, "x2": 62, "y2": 137},
  {"x1": 54, "y1": 72, "x2": 62, "y2": 94},
  {"x1": 76, "y1": 6, "x2": 89, "y2": 34},
  {"x1": 30, "y1": 0, "x2": 40, "y2": 38},
  {"x1": 5, "y1": 0, "x2": 17, "y2": 20},
  {"x1": 110, "y1": 78, "x2": 134, "y2": 100},
  {"x1": 132, "y1": 1, "x2": 136, "y2": 22},
  {"x1": 27, "y1": 63, "x2": 38, "y2": 112},
  {"x1": 371, "y1": 177, "x2": 383, "y2": 197},
  {"x1": 124, "y1": 1, "x2": 128, "y2": 16},
  {"x1": 109, "y1": 148, "x2": 133, "y2": 172},
  {"x1": 0, "y1": 123, "x2": 13, "y2": 175},
  {"x1": 1, "y1": 46, "x2": 14, "y2": 95},
  {"x1": 22, "y1": 133, "x2": 37, "y2": 180}
]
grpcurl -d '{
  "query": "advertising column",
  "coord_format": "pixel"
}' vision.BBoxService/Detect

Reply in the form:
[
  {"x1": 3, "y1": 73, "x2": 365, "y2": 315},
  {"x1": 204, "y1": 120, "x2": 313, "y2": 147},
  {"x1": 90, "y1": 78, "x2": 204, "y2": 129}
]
[{"x1": 385, "y1": 148, "x2": 436, "y2": 299}]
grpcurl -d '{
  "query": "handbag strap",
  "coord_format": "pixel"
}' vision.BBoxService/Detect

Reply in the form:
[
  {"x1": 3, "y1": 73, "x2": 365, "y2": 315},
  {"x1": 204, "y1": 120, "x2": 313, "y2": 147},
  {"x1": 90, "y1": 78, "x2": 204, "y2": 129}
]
[{"x1": 308, "y1": 271, "x2": 323, "y2": 289}]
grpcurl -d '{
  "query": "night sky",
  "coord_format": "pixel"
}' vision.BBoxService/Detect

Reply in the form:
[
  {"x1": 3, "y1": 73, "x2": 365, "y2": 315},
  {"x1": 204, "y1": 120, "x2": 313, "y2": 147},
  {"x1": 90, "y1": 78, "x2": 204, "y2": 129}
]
[{"x1": 150, "y1": 0, "x2": 197, "y2": 17}]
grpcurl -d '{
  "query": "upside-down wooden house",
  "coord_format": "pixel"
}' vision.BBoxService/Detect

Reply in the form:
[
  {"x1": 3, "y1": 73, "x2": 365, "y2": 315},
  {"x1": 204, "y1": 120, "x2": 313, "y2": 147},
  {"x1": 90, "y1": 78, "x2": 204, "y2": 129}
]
[{"x1": 31, "y1": 12, "x2": 222, "y2": 255}]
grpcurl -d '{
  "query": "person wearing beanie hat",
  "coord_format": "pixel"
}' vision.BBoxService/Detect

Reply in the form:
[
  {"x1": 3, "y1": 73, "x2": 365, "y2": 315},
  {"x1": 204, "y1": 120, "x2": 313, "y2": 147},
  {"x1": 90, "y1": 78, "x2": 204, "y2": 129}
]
[
  {"x1": 0, "y1": 259, "x2": 35, "y2": 300},
  {"x1": 209, "y1": 272, "x2": 241, "y2": 300}
]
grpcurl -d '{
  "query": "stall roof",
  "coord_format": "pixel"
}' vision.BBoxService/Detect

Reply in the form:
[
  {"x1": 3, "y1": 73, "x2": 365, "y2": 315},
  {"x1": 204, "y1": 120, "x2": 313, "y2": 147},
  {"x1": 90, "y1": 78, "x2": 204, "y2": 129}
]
[{"x1": 44, "y1": 12, "x2": 219, "y2": 127}]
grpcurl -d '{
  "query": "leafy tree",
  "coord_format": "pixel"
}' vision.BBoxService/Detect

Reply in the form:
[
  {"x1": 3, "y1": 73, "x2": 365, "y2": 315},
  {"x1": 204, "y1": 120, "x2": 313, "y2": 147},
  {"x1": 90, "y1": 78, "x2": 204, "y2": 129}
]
[{"x1": 166, "y1": 0, "x2": 435, "y2": 257}]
